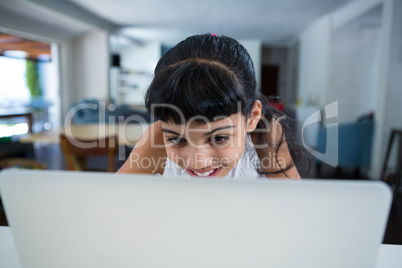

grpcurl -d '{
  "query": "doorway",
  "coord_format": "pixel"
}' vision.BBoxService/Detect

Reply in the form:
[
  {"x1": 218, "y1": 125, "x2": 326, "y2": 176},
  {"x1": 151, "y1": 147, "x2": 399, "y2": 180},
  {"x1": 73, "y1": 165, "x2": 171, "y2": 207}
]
[{"x1": 261, "y1": 64, "x2": 279, "y2": 97}]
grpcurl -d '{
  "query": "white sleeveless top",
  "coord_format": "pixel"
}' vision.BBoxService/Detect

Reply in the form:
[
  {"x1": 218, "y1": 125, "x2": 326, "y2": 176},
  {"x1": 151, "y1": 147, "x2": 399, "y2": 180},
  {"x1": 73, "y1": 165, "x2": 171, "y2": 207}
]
[{"x1": 162, "y1": 134, "x2": 264, "y2": 181}]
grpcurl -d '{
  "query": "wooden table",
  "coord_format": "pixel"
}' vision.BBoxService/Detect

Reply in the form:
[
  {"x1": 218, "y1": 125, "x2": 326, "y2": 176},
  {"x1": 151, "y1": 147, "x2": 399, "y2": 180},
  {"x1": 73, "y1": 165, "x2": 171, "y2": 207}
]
[{"x1": 18, "y1": 123, "x2": 149, "y2": 146}]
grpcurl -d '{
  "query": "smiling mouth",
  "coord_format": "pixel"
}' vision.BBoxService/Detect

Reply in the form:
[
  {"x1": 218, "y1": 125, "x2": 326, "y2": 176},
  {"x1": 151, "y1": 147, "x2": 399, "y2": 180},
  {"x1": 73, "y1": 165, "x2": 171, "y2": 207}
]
[{"x1": 187, "y1": 167, "x2": 222, "y2": 177}]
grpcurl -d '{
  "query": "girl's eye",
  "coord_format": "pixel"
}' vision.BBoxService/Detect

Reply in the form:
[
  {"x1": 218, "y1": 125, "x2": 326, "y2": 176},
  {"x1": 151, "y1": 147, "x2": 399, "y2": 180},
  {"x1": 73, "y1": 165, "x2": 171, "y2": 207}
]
[
  {"x1": 211, "y1": 136, "x2": 229, "y2": 144},
  {"x1": 167, "y1": 137, "x2": 186, "y2": 145}
]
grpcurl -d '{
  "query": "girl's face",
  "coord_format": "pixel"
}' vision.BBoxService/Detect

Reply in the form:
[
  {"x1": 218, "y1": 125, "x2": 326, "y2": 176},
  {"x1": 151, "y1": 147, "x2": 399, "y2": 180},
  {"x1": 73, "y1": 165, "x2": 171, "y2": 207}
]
[{"x1": 161, "y1": 102, "x2": 261, "y2": 178}]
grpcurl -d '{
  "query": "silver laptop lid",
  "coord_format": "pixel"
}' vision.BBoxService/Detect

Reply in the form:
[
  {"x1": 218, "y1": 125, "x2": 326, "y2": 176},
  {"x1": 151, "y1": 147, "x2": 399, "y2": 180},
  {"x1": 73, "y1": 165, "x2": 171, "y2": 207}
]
[{"x1": 0, "y1": 169, "x2": 392, "y2": 268}]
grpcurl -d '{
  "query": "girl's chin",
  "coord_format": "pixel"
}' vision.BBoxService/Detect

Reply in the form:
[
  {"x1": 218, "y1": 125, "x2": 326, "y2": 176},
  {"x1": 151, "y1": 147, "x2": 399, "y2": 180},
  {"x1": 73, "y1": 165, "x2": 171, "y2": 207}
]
[{"x1": 186, "y1": 167, "x2": 224, "y2": 178}]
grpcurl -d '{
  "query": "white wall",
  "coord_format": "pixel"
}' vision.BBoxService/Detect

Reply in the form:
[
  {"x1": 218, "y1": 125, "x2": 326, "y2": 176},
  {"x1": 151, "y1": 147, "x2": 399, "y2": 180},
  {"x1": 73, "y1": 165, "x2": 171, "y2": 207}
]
[
  {"x1": 288, "y1": 43, "x2": 300, "y2": 105},
  {"x1": 70, "y1": 30, "x2": 109, "y2": 103},
  {"x1": 239, "y1": 40, "x2": 262, "y2": 90},
  {"x1": 297, "y1": 16, "x2": 331, "y2": 107},
  {"x1": 370, "y1": 0, "x2": 402, "y2": 179},
  {"x1": 327, "y1": 26, "x2": 380, "y2": 123},
  {"x1": 41, "y1": 43, "x2": 61, "y2": 129},
  {"x1": 59, "y1": 40, "x2": 77, "y2": 121}
]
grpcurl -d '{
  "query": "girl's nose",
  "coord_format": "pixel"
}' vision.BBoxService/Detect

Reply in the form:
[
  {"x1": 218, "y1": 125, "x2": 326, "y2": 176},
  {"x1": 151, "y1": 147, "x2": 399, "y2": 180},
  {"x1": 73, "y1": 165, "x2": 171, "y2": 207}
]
[{"x1": 184, "y1": 147, "x2": 213, "y2": 170}]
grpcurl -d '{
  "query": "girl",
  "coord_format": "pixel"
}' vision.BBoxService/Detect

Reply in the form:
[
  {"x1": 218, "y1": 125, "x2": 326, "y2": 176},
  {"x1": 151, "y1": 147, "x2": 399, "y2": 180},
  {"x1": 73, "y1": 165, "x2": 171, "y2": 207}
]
[{"x1": 118, "y1": 34, "x2": 309, "y2": 179}]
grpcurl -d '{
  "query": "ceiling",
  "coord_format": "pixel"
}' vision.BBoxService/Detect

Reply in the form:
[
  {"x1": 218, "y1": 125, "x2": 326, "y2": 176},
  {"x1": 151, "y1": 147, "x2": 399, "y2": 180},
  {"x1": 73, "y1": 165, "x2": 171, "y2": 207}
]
[
  {"x1": 0, "y1": 0, "x2": 115, "y2": 42},
  {"x1": 0, "y1": 1, "x2": 85, "y2": 41},
  {"x1": 0, "y1": 0, "x2": 355, "y2": 46},
  {"x1": 68, "y1": 0, "x2": 353, "y2": 45}
]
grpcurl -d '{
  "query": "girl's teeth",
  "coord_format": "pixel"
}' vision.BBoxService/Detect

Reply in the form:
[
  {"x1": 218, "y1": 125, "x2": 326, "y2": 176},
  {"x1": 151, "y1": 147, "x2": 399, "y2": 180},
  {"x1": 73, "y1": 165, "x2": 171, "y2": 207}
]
[{"x1": 194, "y1": 169, "x2": 215, "y2": 176}]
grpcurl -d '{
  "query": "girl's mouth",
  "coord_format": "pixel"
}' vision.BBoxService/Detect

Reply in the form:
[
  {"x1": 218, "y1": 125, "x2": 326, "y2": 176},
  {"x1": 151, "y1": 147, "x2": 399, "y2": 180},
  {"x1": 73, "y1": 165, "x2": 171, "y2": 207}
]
[{"x1": 187, "y1": 167, "x2": 222, "y2": 177}]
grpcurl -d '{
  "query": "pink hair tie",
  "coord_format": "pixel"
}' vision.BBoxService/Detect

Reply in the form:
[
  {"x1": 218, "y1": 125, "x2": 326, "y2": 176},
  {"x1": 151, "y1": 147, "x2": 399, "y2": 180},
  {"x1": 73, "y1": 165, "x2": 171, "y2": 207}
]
[{"x1": 211, "y1": 33, "x2": 218, "y2": 36}]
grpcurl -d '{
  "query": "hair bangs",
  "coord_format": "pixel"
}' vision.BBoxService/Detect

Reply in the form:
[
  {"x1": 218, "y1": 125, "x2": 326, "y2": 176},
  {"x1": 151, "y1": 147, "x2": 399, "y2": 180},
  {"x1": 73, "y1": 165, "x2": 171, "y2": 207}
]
[{"x1": 145, "y1": 59, "x2": 249, "y2": 124}]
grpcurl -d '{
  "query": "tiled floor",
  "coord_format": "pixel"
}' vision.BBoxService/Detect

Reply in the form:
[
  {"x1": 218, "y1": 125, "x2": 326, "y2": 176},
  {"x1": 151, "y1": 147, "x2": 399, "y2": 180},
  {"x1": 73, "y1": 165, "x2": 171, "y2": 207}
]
[{"x1": 0, "y1": 144, "x2": 401, "y2": 245}]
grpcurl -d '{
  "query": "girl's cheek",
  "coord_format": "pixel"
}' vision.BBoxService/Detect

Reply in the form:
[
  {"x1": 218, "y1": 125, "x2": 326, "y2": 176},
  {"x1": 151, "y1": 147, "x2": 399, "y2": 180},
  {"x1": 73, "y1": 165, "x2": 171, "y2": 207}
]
[{"x1": 165, "y1": 149, "x2": 179, "y2": 161}]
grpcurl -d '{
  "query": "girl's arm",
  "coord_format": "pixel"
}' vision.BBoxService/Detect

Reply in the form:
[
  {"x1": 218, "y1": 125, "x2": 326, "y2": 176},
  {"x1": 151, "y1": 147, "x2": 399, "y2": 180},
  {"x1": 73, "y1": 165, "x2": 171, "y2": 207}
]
[{"x1": 117, "y1": 121, "x2": 166, "y2": 174}]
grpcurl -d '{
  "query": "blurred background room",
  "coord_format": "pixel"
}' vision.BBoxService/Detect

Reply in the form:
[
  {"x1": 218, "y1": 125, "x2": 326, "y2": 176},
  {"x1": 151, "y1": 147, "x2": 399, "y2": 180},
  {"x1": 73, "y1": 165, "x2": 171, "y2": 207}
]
[{"x1": 0, "y1": 0, "x2": 401, "y2": 244}]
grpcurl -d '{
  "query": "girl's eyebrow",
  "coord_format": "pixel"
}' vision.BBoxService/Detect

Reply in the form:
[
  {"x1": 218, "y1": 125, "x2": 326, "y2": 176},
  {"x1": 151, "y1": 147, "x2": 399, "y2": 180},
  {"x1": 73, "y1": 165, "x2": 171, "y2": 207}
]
[
  {"x1": 161, "y1": 128, "x2": 181, "y2": 135},
  {"x1": 204, "y1": 125, "x2": 236, "y2": 136},
  {"x1": 161, "y1": 126, "x2": 236, "y2": 136}
]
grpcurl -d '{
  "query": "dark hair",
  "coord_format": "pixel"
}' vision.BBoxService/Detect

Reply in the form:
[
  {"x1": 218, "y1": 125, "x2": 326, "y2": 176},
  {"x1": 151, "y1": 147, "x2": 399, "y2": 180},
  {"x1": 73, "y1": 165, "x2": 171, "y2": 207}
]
[{"x1": 145, "y1": 34, "x2": 311, "y2": 177}]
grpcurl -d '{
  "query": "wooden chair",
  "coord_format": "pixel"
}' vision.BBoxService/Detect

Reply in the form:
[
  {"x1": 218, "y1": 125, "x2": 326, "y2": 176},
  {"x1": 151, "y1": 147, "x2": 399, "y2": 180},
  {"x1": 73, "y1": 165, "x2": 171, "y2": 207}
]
[{"x1": 60, "y1": 134, "x2": 118, "y2": 172}]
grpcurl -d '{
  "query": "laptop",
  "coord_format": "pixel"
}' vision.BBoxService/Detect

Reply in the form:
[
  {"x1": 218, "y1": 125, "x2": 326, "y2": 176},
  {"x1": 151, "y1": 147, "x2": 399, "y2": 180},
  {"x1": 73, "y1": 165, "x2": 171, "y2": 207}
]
[{"x1": 0, "y1": 169, "x2": 392, "y2": 268}]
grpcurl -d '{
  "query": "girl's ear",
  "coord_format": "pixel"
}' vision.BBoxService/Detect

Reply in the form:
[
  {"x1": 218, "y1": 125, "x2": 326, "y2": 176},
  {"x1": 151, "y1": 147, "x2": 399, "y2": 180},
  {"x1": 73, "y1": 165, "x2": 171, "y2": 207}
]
[{"x1": 246, "y1": 100, "x2": 262, "y2": 132}]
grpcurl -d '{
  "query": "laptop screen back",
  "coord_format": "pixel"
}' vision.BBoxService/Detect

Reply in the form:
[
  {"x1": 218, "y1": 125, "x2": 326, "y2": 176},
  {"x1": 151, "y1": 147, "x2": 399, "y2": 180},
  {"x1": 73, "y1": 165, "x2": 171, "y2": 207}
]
[{"x1": 0, "y1": 170, "x2": 392, "y2": 268}]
